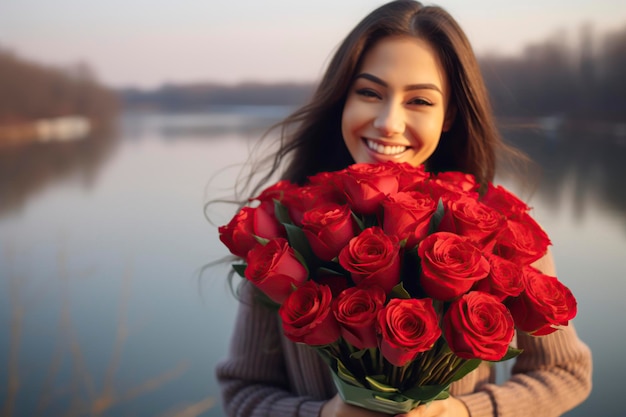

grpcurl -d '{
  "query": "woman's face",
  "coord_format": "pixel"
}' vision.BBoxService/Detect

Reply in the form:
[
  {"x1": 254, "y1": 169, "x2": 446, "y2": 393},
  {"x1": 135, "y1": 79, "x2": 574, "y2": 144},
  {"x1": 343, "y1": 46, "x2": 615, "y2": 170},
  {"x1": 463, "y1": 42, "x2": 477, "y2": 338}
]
[{"x1": 341, "y1": 36, "x2": 453, "y2": 167}]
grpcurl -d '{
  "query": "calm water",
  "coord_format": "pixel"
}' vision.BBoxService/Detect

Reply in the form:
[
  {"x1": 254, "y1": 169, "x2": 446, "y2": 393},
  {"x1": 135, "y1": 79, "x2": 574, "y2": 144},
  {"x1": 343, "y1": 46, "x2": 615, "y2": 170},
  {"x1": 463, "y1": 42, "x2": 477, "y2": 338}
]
[{"x1": 0, "y1": 109, "x2": 624, "y2": 417}]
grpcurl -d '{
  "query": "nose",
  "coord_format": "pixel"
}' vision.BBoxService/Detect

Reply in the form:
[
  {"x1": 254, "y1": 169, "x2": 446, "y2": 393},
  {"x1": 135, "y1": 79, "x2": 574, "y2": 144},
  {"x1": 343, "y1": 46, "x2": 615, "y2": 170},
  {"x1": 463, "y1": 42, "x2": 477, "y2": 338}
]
[{"x1": 373, "y1": 102, "x2": 405, "y2": 137}]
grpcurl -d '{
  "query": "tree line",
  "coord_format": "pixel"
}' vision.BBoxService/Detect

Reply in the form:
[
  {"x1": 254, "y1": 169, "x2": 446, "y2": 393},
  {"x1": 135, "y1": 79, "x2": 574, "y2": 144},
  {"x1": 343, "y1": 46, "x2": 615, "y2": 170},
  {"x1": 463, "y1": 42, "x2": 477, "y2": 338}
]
[
  {"x1": 121, "y1": 23, "x2": 626, "y2": 122},
  {"x1": 0, "y1": 47, "x2": 118, "y2": 127},
  {"x1": 1, "y1": 22, "x2": 624, "y2": 124},
  {"x1": 481, "y1": 24, "x2": 626, "y2": 121}
]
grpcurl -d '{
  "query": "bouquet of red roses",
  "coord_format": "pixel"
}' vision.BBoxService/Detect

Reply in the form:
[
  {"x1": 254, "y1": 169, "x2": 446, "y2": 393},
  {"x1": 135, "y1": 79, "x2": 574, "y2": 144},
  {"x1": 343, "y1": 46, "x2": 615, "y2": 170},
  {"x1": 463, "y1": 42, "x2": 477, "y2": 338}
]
[{"x1": 218, "y1": 162, "x2": 577, "y2": 413}]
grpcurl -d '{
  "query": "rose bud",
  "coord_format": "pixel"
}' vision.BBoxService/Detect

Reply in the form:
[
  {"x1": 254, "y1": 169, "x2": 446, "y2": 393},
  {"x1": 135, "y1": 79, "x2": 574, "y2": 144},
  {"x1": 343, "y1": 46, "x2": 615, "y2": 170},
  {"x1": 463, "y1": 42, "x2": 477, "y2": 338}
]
[
  {"x1": 333, "y1": 286, "x2": 386, "y2": 349},
  {"x1": 302, "y1": 203, "x2": 358, "y2": 261},
  {"x1": 382, "y1": 191, "x2": 437, "y2": 249},
  {"x1": 279, "y1": 280, "x2": 340, "y2": 346},
  {"x1": 480, "y1": 183, "x2": 529, "y2": 218},
  {"x1": 377, "y1": 298, "x2": 441, "y2": 367},
  {"x1": 338, "y1": 227, "x2": 401, "y2": 294},
  {"x1": 418, "y1": 232, "x2": 490, "y2": 301},
  {"x1": 437, "y1": 195, "x2": 505, "y2": 251},
  {"x1": 336, "y1": 163, "x2": 399, "y2": 215},
  {"x1": 444, "y1": 291, "x2": 515, "y2": 361},
  {"x1": 507, "y1": 266, "x2": 577, "y2": 336},
  {"x1": 244, "y1": 238, "x2": 308, "y2": 304},
  {"x1": 473, "y1": 254, "x2": 524, "y2": 301},
  {"x1": 494, "y1": 214, "x2": 551, "y2": 265},
  {"x1": 219, "y1": 205, "x2": 283, "y2": 258}
]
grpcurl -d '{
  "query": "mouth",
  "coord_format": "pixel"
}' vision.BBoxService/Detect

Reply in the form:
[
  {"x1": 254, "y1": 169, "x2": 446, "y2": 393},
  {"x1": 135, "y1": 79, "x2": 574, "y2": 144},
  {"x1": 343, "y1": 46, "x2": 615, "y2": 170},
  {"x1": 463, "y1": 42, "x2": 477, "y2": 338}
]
[{"x1": 364, "y1": 138, "x2": 411, "y2": 156}]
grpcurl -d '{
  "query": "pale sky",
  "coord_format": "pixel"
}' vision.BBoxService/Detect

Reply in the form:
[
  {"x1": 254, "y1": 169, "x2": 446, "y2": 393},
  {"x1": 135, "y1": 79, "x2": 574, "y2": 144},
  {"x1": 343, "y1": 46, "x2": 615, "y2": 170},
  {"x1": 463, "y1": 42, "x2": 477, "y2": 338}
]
[{"x1": 1, "y1": 0, "x2": 624, "y2": 89}]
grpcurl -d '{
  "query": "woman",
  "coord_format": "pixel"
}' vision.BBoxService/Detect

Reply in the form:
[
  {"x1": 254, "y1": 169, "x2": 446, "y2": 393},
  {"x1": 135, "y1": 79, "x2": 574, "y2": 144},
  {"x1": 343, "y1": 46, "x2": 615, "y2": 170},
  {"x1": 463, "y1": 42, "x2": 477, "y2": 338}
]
[{"x1": 215, "y1": 1, "x2": 592, "y2": 416}]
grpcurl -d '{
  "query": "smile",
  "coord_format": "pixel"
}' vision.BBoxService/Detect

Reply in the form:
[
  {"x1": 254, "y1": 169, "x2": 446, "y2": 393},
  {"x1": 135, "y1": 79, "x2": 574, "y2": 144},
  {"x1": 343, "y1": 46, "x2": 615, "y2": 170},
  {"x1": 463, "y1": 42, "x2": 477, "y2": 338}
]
[{"x1": 365, "y1": 139, "x2": 409, "y2": 156}]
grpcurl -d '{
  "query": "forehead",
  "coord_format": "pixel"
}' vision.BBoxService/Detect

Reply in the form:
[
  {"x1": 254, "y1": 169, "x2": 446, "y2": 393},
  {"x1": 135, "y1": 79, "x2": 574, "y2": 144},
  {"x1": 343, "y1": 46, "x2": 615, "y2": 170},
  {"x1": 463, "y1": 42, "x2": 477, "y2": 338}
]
[{"x1": 357, "y1": 36, "x2": 447, "y2": 91}]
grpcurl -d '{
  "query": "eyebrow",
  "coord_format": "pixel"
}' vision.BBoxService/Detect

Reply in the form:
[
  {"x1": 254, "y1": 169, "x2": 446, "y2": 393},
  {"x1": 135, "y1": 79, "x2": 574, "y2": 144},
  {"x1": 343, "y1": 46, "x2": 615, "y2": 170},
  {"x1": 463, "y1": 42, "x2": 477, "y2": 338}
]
[{"x1": 355, "y1": 73, "x2": 443, "y2": 95}]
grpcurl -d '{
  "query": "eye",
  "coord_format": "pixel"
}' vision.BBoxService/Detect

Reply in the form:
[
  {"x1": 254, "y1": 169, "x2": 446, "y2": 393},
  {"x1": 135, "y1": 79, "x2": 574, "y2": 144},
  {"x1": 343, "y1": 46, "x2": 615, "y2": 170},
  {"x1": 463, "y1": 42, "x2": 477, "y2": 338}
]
[
  {"x1": 355, "y1": 88, "x2": 381, "y2": 100},
  {"x1": 407, "y1": 97, "x2": 433, "y2": 106}
]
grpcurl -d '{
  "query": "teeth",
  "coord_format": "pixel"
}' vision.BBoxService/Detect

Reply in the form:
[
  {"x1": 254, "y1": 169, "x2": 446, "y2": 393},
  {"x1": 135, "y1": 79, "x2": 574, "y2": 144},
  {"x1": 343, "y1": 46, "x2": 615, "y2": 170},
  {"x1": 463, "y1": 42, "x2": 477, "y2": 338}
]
[{"x1": 367, "y1": 139, "x2": 408, "y2": 155}]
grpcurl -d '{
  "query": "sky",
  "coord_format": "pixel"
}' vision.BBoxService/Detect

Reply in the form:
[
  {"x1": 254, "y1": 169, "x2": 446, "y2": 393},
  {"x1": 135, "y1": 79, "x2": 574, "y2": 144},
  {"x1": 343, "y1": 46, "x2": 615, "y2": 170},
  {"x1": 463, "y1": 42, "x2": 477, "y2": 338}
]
[{"x1": 1, "y1": 0, "x2": 625, "y2": 89}]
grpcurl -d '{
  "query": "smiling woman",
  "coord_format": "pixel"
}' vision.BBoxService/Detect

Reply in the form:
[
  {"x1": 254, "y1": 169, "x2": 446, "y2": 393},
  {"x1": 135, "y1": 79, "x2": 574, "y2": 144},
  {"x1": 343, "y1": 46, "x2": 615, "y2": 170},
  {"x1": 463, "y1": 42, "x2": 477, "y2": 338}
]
[
  {"x1": 213, "y1": 1, "x2": 592, "y2": 417},
  {"x1": 341, "y1": 36, "x2": 452, "y2": 166}
]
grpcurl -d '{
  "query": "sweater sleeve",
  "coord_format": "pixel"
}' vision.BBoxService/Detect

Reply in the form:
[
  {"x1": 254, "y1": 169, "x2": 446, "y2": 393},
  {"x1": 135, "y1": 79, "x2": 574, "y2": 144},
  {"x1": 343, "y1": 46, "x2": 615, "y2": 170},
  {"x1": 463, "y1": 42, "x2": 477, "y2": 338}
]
[
  {"x1": 215, "y1": 282, "x2": 326, "y2": 417},
  {"x1": 458, "y1": 323, "x2": 592, "y2": 417},
  {"x1": 457, "y1": 250, "x2": 593, "y2": 417}
]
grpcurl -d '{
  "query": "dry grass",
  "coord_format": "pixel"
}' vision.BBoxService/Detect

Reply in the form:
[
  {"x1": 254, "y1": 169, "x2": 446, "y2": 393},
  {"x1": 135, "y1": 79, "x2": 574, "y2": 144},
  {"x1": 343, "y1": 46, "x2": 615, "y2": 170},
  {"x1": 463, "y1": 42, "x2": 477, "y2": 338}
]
[{"x1": 1, "y1": 246, "x2": 215, "y2": 417}]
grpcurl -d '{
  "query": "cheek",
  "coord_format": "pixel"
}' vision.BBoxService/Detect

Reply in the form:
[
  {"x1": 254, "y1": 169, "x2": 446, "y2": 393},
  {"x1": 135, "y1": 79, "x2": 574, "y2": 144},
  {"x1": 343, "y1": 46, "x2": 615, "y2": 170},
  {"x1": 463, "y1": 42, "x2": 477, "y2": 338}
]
[{"x1": 409, "y1": 114, "x2": 444, "y2": 144}]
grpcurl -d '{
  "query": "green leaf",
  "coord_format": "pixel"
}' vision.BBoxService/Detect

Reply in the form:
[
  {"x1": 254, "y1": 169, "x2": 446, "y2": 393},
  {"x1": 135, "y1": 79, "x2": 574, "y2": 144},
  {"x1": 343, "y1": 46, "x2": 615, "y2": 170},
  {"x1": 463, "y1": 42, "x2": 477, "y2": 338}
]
[
  {"x1": 273, "y1": 199, "x2": 293, "y2": 225},
  {"x1": 351, "y1": 211, "x2": 365, "y2": 231},
  {"x1": 447, "y1": 358, "x2": 481, "y2": 383},
  {"x1": 283, "y1": 223, "x2": 316, "y2": 265},
  {"x1": 318, "y1": 265, "x2": 347, "y2": 276},
  {"x1": 402, "y1": 384, "x2": 450, "y2": 402},
  {"x1": 253, "y1": 235, "x2": 270, "y2": 245},
  {"x1": 427, "y1": 198, "x2": 445, "y2": 235},
  {"x1": 365, "y1": 376, "x2": 398, "y2": 393},
  {"x1": 495, "y1": 346, "x2": 524, "y2": 362},
  {"x1": 350, "y1": 349, "x2": 368, "y2": 360},
  {"x1": 232, "y1": 263, "x2": 247, "y2": 278},
  {"x1": 433, "y1": 389, "x2": 450, "y2": 401},
  {"x1": 391, "y1": 282, "x2": 412, "y2": 299},
  {"x1": 337, "y1": 360, "x2": 365, "y2": 388}
]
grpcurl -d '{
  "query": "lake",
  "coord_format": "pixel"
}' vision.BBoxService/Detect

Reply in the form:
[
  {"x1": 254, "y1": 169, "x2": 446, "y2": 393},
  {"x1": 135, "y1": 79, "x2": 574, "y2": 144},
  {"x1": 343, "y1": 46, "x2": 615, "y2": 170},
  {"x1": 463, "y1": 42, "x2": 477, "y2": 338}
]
[{"x1": 0, "y1": 108, "x2": 624, "y2": 417}]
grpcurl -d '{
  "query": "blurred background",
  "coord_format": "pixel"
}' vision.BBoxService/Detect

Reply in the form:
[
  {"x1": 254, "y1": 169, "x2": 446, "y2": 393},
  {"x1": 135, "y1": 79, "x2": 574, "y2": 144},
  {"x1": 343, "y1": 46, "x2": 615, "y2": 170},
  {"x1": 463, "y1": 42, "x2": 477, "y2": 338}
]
[{"x1": 0, "y1": 1, "x2": 625, "y2": 416}]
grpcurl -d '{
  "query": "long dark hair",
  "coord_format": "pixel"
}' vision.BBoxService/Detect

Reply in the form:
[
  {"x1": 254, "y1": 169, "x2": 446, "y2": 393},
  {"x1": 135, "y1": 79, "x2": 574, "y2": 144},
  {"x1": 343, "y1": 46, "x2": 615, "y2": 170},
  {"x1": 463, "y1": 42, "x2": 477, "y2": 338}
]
[{"x1": 241, "y1": 0, "x2": 522, "y2": 200}]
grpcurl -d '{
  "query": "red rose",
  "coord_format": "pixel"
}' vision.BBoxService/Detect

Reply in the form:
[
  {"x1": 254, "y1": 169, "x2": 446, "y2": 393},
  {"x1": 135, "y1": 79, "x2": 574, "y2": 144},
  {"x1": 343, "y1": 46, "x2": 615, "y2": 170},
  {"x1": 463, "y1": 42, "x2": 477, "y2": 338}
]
[
  {"x1": 494, "y1": 213, "x2": 551, "y2": 265},
  {"x1": 244, "y1": 238, "x2": 308, "y2": 304},
  {"x1": 437, "y1": 195, "x2": 505, "y2": 250},
  {"x1": 338, "y1": 227, "x2": 401, "y2": 294},
  {"x1": 481, "y1": 183, "x2": 529, "y2": 218},
  {"x1": 279, "y1": 280, "x2": 340, "y2": 346},
  {"x1": 377, "y1": 298, "x2": 441, "y2": 367},
  {"x1": 507, "y1": 266, "x2": 577, "y2": 336},
  {"x1": 308, "y1": 171, "x2": 343, "y2": 188},
  {"x1": 444, "y1": 291, "x2": 515, "y2": 360},
  {"x1": 302, "y1": 203, "x2": 358, "y2": 261},
  {"x1": 336, "y1": 163, "x2": 399, "y2": 215},
  {"x1": 281, "y1": 183, "x2": 345, "y2": 226},
  {"x1": 473, "y1": 254, "x2": 524, "y2": 301},
  {"x1": 334, "y1": 286, "x2": 386, "y2": 349},
  {"x1": 219, "y1": 205, "x2": 284, "y2": 258},
  {"x1": 382, "y1": 191, "x2": 437, "y2": 248},
  {"x1": 418, "y1": 232, "x2": 490, "y2": 301},
  {"x1": 253, "y1": 180, "x2": 298, "y2": 206},
  {"x1": 430, "y1": 171, "x2": 480, "y2": 198},
  {"x1": 387, "y1": 162, "x2": 429, "y2": 191},
  {"x1": 414, "y1": 180, "x2": 464, "y2": 205}
]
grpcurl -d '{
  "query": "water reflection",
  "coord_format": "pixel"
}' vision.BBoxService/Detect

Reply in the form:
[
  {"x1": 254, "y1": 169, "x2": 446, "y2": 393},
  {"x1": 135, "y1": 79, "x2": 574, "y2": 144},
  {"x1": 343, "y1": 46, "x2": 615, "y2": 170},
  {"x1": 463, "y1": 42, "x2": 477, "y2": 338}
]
[
  {"x1": 121, "y1": 106, "x2": 292, "y2": 141},
  {"x1": 0, "y1": 128, "x2": 121, "y2": 218},
  {"x1": 0, "y1": 111, "x2": 624, "y2": 416},
  {"x1": 502, "y1": 125, "x2": 626, "y2": 229}
]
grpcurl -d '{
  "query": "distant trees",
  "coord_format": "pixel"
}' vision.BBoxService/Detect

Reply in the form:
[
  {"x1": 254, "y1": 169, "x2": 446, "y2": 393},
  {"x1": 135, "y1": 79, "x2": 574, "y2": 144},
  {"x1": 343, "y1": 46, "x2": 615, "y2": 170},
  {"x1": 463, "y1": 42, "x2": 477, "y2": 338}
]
[
  {"x1": 481, "y1": 24, "x2": 626, "y2": 121},
  {"x1": 0, "y1": 47, "x2": 118, "y2": 126},
  {"x1": 119, "y1": 23, "x2": 626, "y2": 123},
  {"x1": 3, "y1": 22, "x2": 624, "y2": 124}
]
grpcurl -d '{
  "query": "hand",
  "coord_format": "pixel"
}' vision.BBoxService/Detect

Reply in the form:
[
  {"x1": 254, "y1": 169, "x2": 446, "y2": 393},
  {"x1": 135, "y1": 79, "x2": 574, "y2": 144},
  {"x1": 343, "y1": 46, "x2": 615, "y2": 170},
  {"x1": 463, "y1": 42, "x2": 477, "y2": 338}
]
[
  {"x1": 396, "y1": 397, "x2": 469, "y2": 417},
  {"x1": 320, "y1": 394, "x2": 388, "y2": 417}
]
